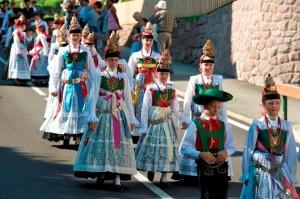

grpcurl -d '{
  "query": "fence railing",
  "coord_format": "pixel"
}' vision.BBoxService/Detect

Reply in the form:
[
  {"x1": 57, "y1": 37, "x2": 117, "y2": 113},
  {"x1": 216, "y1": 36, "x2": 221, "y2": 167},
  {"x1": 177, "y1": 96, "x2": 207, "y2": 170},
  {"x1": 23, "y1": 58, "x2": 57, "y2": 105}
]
[
  {"x1": 277, "y1": 84, "x2": 300, "y2": 120},
  {"x1": 115, "y1": 0, "x2": 235, "y2": 25}
]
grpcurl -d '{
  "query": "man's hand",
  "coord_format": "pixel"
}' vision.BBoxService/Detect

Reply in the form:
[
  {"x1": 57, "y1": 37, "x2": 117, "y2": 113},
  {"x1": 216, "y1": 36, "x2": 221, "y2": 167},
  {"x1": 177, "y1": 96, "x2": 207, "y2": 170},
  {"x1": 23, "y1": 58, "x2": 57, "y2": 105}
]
[{"x1": 199, "y1": 152, "x2": 216, "y2": 165}]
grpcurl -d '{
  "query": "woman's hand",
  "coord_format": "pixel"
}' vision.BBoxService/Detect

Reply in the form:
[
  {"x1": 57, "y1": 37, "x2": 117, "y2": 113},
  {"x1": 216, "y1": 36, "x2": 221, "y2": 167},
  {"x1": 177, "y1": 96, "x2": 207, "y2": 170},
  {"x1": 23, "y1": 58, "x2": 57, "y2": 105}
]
[
  {"x1": 51, "y1": 92, "x2": 58, "y2": 97},
  {"x1": 129, "y1": 123, "x2": 135, "y2": 131},
  {"x1": 88, "y1": 121, "x2": 97, "y2": 131},
  {"x1": 181, "y1": 122, "x2": 189, "y2": 130}
]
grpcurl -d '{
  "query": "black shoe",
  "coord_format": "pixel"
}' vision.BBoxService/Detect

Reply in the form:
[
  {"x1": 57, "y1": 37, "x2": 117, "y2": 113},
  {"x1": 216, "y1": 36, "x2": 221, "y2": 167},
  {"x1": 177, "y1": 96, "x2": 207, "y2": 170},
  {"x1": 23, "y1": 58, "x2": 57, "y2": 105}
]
[
  {"x1": 159, "y1": 180, "x2": 168, "y2": 186},
  {"x1": 147, "y1": 171, "x2": 155, "y2": 182},
  {"x1": 63, "y1": 139, "x2": 70, "y2": 147},
  {"x1": 113, "y1": 184, "x2": 124, "y2": 192},
  {"x1": 96, "y1": 177, "x2": 104, "y2": 185}
]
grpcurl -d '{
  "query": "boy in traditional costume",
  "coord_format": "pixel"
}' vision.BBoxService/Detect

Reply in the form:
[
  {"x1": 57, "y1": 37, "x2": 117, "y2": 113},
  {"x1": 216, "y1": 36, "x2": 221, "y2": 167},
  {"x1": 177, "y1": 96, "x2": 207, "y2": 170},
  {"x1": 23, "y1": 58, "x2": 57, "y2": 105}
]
[{"x1": 180, "y1": 88, "x2": 235, "y2": 198}]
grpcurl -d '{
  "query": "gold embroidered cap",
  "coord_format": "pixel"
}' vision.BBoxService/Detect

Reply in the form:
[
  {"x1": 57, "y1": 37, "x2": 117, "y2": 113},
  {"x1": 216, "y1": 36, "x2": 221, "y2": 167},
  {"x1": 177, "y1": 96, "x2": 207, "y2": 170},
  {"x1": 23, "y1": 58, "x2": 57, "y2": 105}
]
[
  {"x1": 54, "y1": 13, "x2": 64, "y2": 25},
  {"x1": 203, "y1": 39, "x2": 215, "y2": 58},
  {"x1": 142, "y1": 22, "x2": 154, "y2": 39},
  {"x1": 262, "y1": 74, "x2": 280, "y2": 101},
  {"x1": 157, "y1": 49, "x2": 171, "y2": 72},
  {"x1": 83, "y1": 32, "x2": 95, "y2": 45},
  {"x1": 105, "y1": 31, "x2": 120, "y2": 58},
  {"x1": 69, "y1": 15, "x2": 81, "y2": 33},
  {"x1": 82, "y1": 24, "x2": 90, "y2": 37},
  {"x1": 57, "y1": 24, "x2": 68, "y2": 44}
]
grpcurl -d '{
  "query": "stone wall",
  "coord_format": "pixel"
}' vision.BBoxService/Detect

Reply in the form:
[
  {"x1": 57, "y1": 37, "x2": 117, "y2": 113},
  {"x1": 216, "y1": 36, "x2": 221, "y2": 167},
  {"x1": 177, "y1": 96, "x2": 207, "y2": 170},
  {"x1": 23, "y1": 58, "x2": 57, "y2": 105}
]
[
  {"x1": 171, "y1": 0, "x2": 300, "y2": 85},
  {"x1": 172, "y1": 6, "x2": 234, "y2": 77}
]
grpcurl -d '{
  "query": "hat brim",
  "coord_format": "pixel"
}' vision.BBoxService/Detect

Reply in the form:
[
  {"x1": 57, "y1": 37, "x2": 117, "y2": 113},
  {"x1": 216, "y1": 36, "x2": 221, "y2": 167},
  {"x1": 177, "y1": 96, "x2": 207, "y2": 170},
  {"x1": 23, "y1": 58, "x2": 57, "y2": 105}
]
[
  {"x1": 142, "y1": 34, "x2": 153, "y2": 39},
  {"x1": 105, "y1": 51, "x2": 120, "y2": 58},
  {"x1": 69, "y1": 29, "x2": 81, "y2": 34},
  {"x1": 193, "y1": 89, "x2": 233, "y2": 105}
]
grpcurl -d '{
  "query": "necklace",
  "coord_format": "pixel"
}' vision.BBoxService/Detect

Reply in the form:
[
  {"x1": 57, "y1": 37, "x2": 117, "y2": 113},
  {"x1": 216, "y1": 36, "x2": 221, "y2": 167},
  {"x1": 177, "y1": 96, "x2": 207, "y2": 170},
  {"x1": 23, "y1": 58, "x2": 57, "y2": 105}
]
[
  {"x1": 201, "y1": 74, "x2": 214, "y2": 90},
  {"x1": 264, "y1": 115, "x2": 281, "y2": 152}
]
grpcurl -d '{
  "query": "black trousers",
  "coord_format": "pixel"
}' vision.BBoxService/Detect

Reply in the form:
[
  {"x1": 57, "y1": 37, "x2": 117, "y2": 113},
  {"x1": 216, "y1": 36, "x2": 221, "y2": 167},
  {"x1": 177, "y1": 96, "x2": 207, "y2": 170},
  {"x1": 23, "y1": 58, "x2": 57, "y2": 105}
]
[{"x1": 199, "y1": 175, "x2": 229, "y2": 199}]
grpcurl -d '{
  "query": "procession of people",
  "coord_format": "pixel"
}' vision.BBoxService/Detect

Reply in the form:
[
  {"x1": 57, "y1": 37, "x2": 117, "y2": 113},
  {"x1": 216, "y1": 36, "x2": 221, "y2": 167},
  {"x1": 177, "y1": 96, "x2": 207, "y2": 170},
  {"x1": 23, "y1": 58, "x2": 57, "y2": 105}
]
[{"x1": 1, "y1": 0, "x2": 299, "y2": 198}]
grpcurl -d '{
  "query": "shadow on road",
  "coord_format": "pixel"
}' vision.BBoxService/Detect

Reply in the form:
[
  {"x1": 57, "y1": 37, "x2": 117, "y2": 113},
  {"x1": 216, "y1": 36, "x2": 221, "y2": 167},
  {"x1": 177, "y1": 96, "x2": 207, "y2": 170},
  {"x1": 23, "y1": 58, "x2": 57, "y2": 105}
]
[
  {"x1": 52, "y1": 144, "x2": 79, "y2": 151},
  {"x1": 0, "y1": 146, "x2": 158, "y2": 199}
]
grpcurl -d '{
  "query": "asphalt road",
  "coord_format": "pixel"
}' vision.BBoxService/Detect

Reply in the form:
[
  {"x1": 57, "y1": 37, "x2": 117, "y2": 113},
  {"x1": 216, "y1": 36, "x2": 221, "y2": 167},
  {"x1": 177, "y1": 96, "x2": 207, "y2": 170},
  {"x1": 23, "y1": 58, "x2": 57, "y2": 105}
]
[{"x1": 0, "y1": 53, "x2": 299, "y2": 199}]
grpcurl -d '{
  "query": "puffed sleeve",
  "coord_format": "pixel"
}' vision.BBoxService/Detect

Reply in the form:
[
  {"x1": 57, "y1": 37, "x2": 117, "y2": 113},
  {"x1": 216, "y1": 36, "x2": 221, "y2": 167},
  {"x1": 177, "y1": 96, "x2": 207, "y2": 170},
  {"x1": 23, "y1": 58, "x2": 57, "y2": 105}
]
[
  {"x1": 48, "y1": 44, "x2": 56, "y2": 64},
  {"x1": 49, "y1": 48, "x2": 64, "y2": 93},
  {"x1": 87, "y1": 74, "x2": 100, "y2": 122},
  {"x1": 40, "y1": 34, "x2": 49, "y2": 56},
  {"x1": 181, "y1": 76, "x2": 195, "y2": 124},
  {"x1": 241, "y1": 121, "x2": 257, "y2": 182},
  {"x1": 180, "y1": 122, "x2": 199, "y2": 159},
  {"x1": 283, "y1": 121, "x2": 298, "y2": 185},
  {"x1": 128, "y1": 52, "x2": 137, "y2": 77},
  {"x1": 122, "y1": 59, "x2": 134, "y2": 92},
  {"x1": 123, "y1": 75, "x2": 139, "y2": 126},
  {"x1": 224, "y1": 122, "x2": 236, "y2": 157},
  {"x1": 171, "y1": 88, "x2": 181, "y2": 119},
  {"x1": 139, "y1": 86, "x2": 152, "y2": 135},
  {"x1": 217, "y1": 76, "x2": 228, "y2": 122},
  {"x1": 86, "y1": 50, "x2": 99, "y2": 122},
  {"x1": 13, "y1": 31, "x2": 22, "y2": 55}
]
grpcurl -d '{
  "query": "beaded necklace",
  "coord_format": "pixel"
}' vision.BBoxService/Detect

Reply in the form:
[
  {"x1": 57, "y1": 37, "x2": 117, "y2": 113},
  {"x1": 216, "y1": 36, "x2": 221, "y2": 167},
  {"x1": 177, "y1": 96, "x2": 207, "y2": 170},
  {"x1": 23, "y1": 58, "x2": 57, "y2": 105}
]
[{"x1": 264, "y1": 115, "x2": 282, "y2": 153}]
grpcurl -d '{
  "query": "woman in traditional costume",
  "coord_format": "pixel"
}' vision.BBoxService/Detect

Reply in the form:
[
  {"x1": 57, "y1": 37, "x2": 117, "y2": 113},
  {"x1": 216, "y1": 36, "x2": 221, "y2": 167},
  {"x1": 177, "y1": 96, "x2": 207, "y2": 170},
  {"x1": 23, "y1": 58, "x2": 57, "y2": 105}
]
[
  {"x1": 8, "y1": 19, "x2": 30, "y2": 84},
  {"x1": 40, "y1": 24, "x2": 68, "y2": 131},
  {"x1": 240, "y1": 75, "x2": 299, "y2": 199},
  {"x1": 41, "y1": 16, "x2": 98, "y2": 146},
  {"x1": 135, "y1": 49, "x2": 180, "y2": 183},
  {"x1": 128, "y1": 22, "x2": 160, "y2": 139},
  {"x1": 29, "y1": 22, "x2": 49, "y2": 84},
  {"x1": 74, "y1": 31, "x2": 138, "y2": 191}
]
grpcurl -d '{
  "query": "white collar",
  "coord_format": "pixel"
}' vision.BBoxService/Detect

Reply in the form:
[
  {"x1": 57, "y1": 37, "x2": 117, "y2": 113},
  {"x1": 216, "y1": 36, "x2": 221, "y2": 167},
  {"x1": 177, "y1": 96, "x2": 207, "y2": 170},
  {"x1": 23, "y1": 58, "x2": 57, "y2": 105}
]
[
  {"x1": 201, "y1": 74, "x2": 213, "y2": 84},
  {"x1": 200, "y1": 112, "x2": 217, "y2": 120},
  {"x1": 141, "y1": 48, "x2": 152, "y2": 57},
  {"x1": 105, "y1": 66, "x2": 118, "y2": 76},
  {"x1": 265, "y1": 114, "x2": 279, "y2": 127},
  {"x1": 155, "y1": 80, "x2": 168, "y2": 89},
  {"x1": 69, "y1": 43, "x2": 81, "y2": 51}
]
